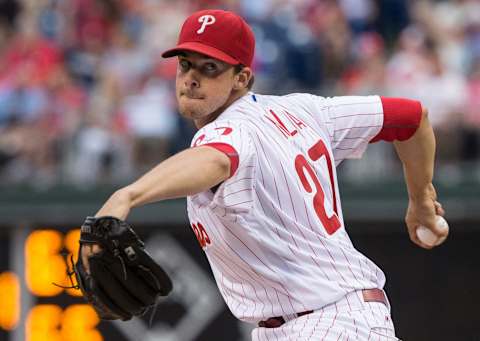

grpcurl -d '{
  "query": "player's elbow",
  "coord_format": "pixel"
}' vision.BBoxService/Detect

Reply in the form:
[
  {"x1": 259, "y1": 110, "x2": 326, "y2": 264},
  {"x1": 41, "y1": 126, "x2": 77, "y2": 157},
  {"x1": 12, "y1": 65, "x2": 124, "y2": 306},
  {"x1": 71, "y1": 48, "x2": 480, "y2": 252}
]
[
  {"x1": 395, "y1": 104, "x2": 428, "y2": 142},
  {"x1": 401, "y1": 105, "x2": 430, "y2": 141},
  {"x1": 199, "y1": 145, "x2": 233, "y2": 182},
  {"x1": 212, "y1": 151, "x2": 233, "y2": 181},
  {"x1": 421, "y1": 105, "x2": 429, "y2": 119},
  {"x1": 416, "y1": 106, "x2": 431, "y2": 136}
]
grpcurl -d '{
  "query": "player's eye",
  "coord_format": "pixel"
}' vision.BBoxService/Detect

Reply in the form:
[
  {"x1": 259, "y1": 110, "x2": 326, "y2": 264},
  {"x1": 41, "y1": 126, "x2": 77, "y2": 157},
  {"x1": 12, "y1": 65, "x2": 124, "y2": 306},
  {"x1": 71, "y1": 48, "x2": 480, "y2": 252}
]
[
  {"x1": 203, "y1": 62, "x2": 218, "y2": 73},
  {"x1": 179, "y1": 59, "x2": 191, "y2": 72}
]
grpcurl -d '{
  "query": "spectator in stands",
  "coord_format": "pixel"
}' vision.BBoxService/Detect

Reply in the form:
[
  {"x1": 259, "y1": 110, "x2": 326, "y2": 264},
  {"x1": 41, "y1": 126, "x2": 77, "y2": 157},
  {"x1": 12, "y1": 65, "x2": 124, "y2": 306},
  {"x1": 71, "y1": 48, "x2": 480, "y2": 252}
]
[
  {"x1": 0, "y1": 0, "x2": 479, "y2": 185},
  {"x1": 462, "y1": 58, "x2": 480, "y2": 167}
]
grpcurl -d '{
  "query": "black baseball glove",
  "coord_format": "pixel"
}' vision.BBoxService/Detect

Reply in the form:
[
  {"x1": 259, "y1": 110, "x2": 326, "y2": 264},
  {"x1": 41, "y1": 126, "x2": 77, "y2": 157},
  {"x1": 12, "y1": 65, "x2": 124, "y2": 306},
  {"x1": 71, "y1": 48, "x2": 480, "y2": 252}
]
[{"x1": 73, "y1": 216, "x2": 172, "y2": 321}]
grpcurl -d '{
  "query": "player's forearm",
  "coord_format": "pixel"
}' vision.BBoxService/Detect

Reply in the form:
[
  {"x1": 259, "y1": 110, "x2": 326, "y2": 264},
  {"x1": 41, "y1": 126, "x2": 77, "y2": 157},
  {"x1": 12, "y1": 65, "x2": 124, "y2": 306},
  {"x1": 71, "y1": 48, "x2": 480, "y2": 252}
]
[
  {"x1": 95, "y1": 146, "x2": 231, "y2": 219},
  {"x1": 393, "y1": 108, "x2": 436, "y2": 200},
  {"x1": 128, "y1": 146, "x2": 231, "y2": 204}
]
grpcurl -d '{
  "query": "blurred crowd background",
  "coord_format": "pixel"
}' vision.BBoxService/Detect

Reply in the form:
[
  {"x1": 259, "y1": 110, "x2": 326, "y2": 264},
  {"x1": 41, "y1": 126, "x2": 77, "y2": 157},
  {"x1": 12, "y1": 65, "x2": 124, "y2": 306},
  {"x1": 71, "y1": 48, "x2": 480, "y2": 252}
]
[{"x1": 0, "y1": 0, "x2": 479, "y2": 187}]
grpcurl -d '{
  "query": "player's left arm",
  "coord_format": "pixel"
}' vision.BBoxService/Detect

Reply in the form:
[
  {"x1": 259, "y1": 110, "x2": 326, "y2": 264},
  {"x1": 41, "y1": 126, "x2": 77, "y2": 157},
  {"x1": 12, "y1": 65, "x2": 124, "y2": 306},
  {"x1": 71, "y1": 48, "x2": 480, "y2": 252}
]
[
  {"x1": 81, "y1": 143, "x2": 239, "y2": 274},
  {"x1": 393, "y1": 106, "x2": 447, "y2": 249},
  {"x1": 95, "y1": 146, "x2": 232, "y2": 219}
]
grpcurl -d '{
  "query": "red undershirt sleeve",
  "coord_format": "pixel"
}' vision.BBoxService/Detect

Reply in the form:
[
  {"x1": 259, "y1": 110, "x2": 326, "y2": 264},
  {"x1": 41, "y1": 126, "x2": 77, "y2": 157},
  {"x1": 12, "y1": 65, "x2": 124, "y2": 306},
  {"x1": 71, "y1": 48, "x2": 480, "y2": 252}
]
[
  {"x1": 370, "y1": 97, "x2": 423, "y2": 143},
  {"x1": 202, "y1": 142, "x2": 239, "y2": 178}
]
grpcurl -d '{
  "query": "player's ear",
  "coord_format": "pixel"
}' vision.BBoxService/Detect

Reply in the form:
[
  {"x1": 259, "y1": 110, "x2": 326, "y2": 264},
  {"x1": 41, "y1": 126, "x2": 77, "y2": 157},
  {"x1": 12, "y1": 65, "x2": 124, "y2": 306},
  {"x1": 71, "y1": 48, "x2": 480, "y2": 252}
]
[{"x1": 233, "y1": 67, "x2": 253, "y2": 90}]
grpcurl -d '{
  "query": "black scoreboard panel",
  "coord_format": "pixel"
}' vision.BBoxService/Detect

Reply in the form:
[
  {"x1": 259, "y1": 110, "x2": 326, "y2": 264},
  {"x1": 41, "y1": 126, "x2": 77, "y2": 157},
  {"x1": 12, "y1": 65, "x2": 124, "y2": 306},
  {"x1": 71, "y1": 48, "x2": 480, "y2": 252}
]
[{"x1": 1, "y1": 221, "x2": 480, "y2": 341}]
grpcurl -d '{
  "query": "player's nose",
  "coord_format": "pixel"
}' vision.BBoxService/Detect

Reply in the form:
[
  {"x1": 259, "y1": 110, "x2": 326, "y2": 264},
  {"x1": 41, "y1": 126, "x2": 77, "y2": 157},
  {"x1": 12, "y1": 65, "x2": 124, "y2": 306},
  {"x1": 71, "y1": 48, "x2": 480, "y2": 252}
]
[{"x1": 184, "y1": 71, "x2": 200, "y2": 89}]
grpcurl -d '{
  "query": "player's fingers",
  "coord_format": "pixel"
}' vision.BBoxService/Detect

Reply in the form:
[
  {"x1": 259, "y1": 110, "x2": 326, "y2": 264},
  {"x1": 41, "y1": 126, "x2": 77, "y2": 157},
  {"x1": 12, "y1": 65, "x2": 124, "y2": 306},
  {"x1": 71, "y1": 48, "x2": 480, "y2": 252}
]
[
  {"x1": 81, "y1": 244, "x2": 102, "y2": 274},
  {"x1": 432, "y1": 216, "x2": 449, "y2": 239},
  {"x1": 406, "y1": 222, "x2": 434, "y2": 250},
  {"x1": 412, "y1": 232, "x2": 434, "y2": 249},
  {"x1": 81, "y1": 245, "x2": 92, "y2": 274},
  {"x1": 92, "y1": 244, "x2": 103, "y2": 253},
  {"x1": 434, "y1": 201, "x2": 445, "y2": 216}
]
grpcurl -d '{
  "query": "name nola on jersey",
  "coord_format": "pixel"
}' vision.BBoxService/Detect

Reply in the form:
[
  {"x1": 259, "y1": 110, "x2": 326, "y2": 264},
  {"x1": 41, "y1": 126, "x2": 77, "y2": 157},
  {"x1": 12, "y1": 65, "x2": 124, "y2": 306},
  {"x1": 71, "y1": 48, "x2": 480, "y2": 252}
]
[{"x1": 264, "y1": 109, "x2": 308, "y2": 139}]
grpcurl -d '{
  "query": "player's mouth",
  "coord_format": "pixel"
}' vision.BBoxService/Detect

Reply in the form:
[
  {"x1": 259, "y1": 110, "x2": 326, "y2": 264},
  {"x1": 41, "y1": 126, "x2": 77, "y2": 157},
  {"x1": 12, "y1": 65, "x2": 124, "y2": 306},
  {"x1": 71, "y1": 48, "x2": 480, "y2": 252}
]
[{"x1": 181, "y1": 91, "x2": 204, "y2": 100}]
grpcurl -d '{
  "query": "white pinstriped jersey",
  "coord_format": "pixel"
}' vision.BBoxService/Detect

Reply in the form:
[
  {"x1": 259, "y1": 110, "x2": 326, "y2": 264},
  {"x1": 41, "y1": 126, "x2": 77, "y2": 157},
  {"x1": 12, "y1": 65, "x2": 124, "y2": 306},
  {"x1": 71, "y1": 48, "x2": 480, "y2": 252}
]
[{"x1": 186, "y1": 92, "x2": 386, "y2": 323}]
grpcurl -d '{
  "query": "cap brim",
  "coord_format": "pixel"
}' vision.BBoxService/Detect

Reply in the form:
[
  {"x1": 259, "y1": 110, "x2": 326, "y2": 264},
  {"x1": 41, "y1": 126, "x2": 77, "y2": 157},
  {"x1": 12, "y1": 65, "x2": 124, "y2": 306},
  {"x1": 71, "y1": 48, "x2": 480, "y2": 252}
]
[{"x1": 162, "y1": 42, "x2": 239, "y2": 65}]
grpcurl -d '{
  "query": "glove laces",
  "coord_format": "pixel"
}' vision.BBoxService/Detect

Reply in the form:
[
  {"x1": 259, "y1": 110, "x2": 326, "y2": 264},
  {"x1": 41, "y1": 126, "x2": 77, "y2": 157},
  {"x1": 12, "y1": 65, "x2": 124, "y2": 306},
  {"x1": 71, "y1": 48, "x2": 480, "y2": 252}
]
[{"x1": 52, "y1": 254, "x2": 80, "y2": 290}]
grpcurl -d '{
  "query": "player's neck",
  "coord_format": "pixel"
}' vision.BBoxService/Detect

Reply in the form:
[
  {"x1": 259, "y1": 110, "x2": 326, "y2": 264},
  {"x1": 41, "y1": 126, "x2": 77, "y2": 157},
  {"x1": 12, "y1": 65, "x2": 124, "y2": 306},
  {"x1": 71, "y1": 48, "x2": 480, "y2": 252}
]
[{"x1": 194, "y1": 88, "x2": 249, "y2": 129}]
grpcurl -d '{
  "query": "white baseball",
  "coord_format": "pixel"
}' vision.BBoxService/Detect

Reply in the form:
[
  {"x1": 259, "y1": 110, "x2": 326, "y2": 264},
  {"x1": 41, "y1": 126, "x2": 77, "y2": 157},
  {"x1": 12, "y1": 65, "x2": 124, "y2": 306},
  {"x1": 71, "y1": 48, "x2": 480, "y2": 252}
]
[{"x1": 416, "y1": 215, "x2": 449, "y2": 247}]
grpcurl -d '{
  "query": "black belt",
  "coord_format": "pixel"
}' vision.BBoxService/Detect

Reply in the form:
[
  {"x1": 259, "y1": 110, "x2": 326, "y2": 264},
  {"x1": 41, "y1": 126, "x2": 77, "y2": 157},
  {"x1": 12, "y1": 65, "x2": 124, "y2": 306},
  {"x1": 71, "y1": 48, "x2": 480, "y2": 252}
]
[
  {"x1": 258, "y1": 288, "x2": 387, "y2": 328},
  {"x1": 258, "y1": 310, "x2": 313, "y2": 328}
]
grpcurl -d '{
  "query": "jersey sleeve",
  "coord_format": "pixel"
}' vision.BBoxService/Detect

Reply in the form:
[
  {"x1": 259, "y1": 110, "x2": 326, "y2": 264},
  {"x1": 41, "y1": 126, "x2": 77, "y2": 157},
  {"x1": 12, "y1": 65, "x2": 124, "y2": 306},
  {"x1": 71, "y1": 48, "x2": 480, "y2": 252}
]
[
  {"x1": 370, "y1": 97, "x2": 422, "y2": 142},
  {"x1": 297, "y1": 94, "x2": 423, "y2": 163},
  {"x1": 308, "y1": 95, "x2": 384, "y2": 162},
  {"x1": 190, "y1": 119, "x2": 254, "y2": 179}
]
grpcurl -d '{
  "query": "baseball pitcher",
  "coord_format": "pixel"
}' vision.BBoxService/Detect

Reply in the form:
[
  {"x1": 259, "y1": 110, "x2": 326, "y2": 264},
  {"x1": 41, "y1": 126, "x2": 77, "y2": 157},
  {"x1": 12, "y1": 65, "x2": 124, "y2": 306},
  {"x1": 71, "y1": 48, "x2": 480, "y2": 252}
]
[{"x1": 77, "y1": 9, "x2": 447, "y2": 340}]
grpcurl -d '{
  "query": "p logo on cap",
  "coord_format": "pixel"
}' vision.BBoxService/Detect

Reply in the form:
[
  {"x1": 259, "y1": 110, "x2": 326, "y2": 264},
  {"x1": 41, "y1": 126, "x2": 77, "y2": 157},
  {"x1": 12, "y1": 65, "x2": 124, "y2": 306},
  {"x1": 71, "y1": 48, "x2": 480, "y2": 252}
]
[
  {"x1": 197, "y1": 15, "x2": 216, "y2": 34},
  {"x1": 161, "y1": 9, "x2": 255, "y2": 67}
]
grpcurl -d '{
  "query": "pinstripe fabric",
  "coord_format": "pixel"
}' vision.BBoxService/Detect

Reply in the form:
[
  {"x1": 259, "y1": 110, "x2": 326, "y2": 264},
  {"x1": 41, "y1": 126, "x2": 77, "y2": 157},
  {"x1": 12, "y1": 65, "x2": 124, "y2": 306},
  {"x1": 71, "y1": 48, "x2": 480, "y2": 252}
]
[
  {"x1": 251, "y1": 291, "x2": 399, "y2": 341},
  {"x1": 187, "y1": 93, "x2": 388, "y2": 326}
]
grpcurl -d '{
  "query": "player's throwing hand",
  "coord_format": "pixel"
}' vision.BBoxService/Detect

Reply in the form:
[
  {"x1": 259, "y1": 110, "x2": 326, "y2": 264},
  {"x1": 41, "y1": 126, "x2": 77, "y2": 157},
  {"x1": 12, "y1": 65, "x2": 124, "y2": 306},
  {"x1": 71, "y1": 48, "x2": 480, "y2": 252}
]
[{"x1": 405, "y1": 183, "x2": 448, "y2": 249}]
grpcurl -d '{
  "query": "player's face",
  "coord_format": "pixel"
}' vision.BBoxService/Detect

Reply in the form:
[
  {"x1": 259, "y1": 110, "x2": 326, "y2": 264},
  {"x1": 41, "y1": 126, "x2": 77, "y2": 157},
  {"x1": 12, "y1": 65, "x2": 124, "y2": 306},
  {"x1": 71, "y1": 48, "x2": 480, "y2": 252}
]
[{"x1": 175, "y1": 52, "x2": 238, "y2": 124}]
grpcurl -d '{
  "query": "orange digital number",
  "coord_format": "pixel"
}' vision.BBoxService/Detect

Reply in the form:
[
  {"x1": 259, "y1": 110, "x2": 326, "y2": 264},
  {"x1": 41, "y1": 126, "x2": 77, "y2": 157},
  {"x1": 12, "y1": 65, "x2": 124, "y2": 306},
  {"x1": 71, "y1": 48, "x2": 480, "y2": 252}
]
[
  {"x1": 25, "y1": 229, "x2": 82, "y2": 297},
  {"x1": 26, "y1": 305, "x2": 63, "y2": 341},
  {"x1": 25, "y1": 231, "x2": 66, "y2": 296},
  {"x1": 0, "y1": 271, "x2": 20, "y2": 330},
  {"x1": 26, "y1": 304, "x2": 102, "y2": 341},
  {"x1": 61, "y1": 305, "x2": 102, "y2": 341}
]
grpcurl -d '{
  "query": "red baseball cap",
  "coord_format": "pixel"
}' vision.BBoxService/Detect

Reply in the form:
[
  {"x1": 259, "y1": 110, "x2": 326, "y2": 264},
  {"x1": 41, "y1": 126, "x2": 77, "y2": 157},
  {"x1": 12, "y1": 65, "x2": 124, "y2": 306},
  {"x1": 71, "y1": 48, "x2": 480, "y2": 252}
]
[{"x1": 162, "y1": 9, "x2": 255, "y2": 67}]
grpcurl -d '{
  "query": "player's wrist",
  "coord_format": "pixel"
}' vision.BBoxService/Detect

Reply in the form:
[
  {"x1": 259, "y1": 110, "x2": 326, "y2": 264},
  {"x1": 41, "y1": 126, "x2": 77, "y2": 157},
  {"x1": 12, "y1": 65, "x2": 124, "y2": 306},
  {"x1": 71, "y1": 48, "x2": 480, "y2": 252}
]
[
  {"x1": 95, "y1": 188, "x2": 133, "y2": 220},
  {"x1": 407, "y1": 182, "x2": 435, "y2": 202}
]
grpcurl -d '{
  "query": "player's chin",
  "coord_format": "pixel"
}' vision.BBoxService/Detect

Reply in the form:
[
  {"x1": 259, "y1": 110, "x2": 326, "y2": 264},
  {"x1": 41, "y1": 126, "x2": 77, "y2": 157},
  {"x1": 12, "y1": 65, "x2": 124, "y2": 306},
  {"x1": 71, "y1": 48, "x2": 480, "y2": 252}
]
[{"x1": 178, "y1": 102, "x2": 207, "y2": 119}]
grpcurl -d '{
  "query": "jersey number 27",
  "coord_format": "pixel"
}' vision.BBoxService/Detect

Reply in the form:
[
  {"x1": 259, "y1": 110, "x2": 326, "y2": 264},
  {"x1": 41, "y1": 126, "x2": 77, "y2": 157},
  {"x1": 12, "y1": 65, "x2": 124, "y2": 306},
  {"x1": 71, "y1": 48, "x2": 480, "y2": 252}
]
[{"x1": 295, "y1": 139, "x2": 341, "y2": 235}]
